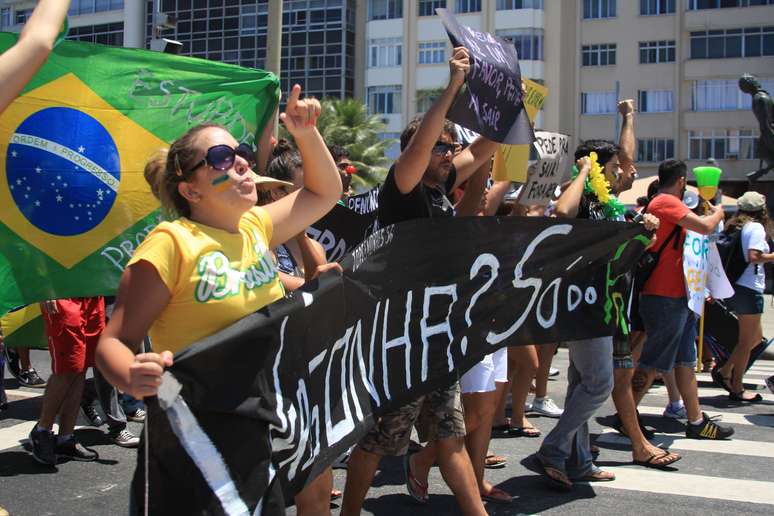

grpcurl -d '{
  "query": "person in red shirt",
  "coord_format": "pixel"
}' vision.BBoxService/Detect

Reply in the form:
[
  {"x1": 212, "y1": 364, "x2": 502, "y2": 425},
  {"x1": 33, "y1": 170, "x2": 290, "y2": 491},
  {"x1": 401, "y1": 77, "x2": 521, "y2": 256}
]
[{"x1": 632, "y1": 160, "x2": 733, "y2": 440}]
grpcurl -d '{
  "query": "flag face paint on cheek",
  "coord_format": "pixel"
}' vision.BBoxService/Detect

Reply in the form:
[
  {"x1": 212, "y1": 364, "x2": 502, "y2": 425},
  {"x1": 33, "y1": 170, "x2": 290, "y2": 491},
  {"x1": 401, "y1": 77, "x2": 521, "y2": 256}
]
[{"x1": 211, "y1": 174, "x2": 232, "y2": 192}]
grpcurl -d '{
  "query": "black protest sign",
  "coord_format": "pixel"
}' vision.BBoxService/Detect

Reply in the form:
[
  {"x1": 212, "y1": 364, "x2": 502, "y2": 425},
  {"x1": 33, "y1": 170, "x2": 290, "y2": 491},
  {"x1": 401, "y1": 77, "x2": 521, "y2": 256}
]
[
  {"x1": 437, "y1": 8, "x2": 534, "y2": 145},
  {"x1": 307, "y1": 202, "x2": 376, "y2": 262},
  {"x1": 519, "y1": 131, "x2": 572, "y2": 206},
  {"x1": 140, "y1": 216, "x2": 647, "y2": 515},
  {"x1": 346, "y1": 186, "x2": 380, "y2": 215}
]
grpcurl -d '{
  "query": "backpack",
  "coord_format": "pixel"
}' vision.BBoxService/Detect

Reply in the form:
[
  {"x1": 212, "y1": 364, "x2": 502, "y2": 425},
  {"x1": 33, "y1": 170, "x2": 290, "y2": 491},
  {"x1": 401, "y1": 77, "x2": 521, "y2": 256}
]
[{"x1": 716, "y1": 225, "x2": 747, "y2": 285}]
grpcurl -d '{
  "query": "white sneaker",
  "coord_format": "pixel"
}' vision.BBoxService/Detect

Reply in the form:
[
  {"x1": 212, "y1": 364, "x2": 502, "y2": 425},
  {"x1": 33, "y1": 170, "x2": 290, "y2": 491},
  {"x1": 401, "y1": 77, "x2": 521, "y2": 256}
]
[
  {"x1": 548, "y1": 367, "x2": 560, "y2": 377},
  {"x1": 531, "y1": 398, "x2": 563, "y2": 418},
  {"x1": 111, "y1": 429, "x2": 140, "y2": 448},
  {"x1": 524, "y1": 402, "x2": 533, "y2": 413}
]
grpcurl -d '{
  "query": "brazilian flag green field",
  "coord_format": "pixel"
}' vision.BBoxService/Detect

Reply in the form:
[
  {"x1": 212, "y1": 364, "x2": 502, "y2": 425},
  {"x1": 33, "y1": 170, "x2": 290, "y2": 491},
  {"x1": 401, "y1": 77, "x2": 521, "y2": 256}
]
[{"x1": 0, "y1": 33, "x2": 279, "y2": 322}]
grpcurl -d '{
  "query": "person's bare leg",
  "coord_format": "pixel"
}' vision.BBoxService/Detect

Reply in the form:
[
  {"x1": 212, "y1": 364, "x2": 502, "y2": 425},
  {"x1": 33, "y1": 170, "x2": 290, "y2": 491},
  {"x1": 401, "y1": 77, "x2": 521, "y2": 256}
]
[
  {"x1": 56, "y1": 373, "x2": 85, "y2": 436},
  {"x1": 630, "y1": 331, "x2": 646, "y2": 363},
  {"x1": 631, "y1": 367, "x2": 657, "y2": 407},
  {"x1": 662, "y1": 370, "x2": 682, "y2": 404},
  {"x1": 492, "y1": 378, "x2": 510, "y2": 427},
  {"x1": 462, "y1": 391, "x2": 500, "y2": 496},
  {"x1": 721, "y1": 314, "x2": 761, "y2": 397},
  {"x1": 674, "y1": 366, "x2": 702, "y2": 422},
  {"x1": 509, "y1": 345, "x2": 538, "y2": 430},
  {"x1": 295, "y1": 467, "x2": 333, "y2": 516},
  {"x1": 434, "y1": 436, "x2": 487, "y2": 516},
  {"x1": 38, "y1": 372, "x2": 79, "y2": 429},
  {"x1": 612, "y1": 368, "x2": 678, "y2": 464},
  {"x1": 534, "y1": 343, "x2": 558, "y2": 399},
  {"x1": 341, "y1": 447, "x2": 381, "y2": 516},
  {"x1": 18, "y1": 347, "x2": 32, "y2": 370},
  {"x1": 411, "y1": 441, "x2": 436, "y2": 486}
]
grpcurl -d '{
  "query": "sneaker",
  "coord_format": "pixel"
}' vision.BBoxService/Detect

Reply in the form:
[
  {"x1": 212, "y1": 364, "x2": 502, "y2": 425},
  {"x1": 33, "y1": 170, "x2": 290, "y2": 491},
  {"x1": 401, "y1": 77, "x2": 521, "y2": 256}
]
[
  {"x1": 532, "y1": 398, "x2": 563, "y2": 418},
  {"x1": 127, "y1": 408, "x2": 146, "y2": 423},
  {"x1": 81, "y1": 404, "x2": 104, "y2": 427},
  {"x1": 17, "y1": 368, "x2": 46, "y2": 388},
  {"x1": 663, "y1": 403, "x2": 687, "y2": 419},
  {"x1": 56, "y1": 436, "x2": 98, "y2": 461},
  {"x1": 111, "y1": 429, "x2": 140, "y2": 448},
  {"x1": 548, "y1": 367, "x2": 560, "y2": 377},
  {"x1": 524, "y1": 401, "x2": 533, "y2": 413},
  {"x1": 28, "y1": 426, "x2": 57, "y2": 465},
  {"x1": 766, "y1": 375, "x2": 774, "y2": 395},
  {"x1": 686, "y1": 412, "x2": 734, "y2": 440}
]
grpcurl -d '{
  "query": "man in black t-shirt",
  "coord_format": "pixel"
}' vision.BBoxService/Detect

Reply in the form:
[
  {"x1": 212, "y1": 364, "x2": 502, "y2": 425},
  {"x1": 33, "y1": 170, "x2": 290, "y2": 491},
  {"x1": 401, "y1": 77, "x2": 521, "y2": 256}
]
[{"x1": 342, "y1": 46, "x2": 500, "y2": 516}]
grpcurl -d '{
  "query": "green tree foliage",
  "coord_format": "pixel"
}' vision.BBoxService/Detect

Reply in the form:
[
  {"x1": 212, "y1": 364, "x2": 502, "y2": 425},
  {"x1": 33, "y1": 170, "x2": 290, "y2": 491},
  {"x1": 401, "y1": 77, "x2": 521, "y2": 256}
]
[{"x1": 280, "y1": 98, "x2": 395, "y2": 192}]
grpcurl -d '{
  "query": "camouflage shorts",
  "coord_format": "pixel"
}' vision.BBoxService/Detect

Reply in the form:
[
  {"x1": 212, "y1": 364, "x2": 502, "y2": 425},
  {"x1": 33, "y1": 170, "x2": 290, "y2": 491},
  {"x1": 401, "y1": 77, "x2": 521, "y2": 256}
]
[{"x1": 358, "y1": 382, "x2": 466, "y2": 456}]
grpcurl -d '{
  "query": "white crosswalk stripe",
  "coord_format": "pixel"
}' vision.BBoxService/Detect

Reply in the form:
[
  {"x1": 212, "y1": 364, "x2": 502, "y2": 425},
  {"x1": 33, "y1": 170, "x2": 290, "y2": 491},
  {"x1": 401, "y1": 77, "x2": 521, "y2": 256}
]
[
  {"x1": 637, "y1": 405, "x2": 774, "y2": 427},
  {"x1": 0, "y1": 422, "x2": 86, "y2": 452}
]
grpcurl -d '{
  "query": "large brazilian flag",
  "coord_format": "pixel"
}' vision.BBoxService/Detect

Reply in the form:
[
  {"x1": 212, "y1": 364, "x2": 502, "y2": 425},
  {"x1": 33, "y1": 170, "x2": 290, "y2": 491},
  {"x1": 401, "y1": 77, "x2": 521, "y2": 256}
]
[{"x1": 0, "y1": 33, "x2": 280, "y2": 319}]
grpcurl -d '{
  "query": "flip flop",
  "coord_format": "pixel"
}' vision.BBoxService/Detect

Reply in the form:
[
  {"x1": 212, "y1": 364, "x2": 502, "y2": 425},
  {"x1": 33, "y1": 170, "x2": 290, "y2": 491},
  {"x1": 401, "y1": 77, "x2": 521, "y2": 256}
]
[
  {"x1": 402, "y1": 454, "x2": 428, "y2": 504},
  {"x1": 729, "y1": 391, "x2": 763, "y2": 403},
  {"x1": 633, "y1": 451, "x2": 681, "y2": 470},
  {"x1": 509, "y1": 426, "x2": 541, "y2": 438},
  {"x1": 577, "y1": 470, "x2": 615, "y2": 482},
  {"x1": 330, "y1": 489, "x2": 342, "y2": 500},
  {"x1": 485, "y1": 453, "x2": 507, "y2": 469},
  {"x1": 481, "y1": 487, "x2": 513, "y2": 505},
  {"x1": 533, "y1": 456, "x2": 573, "y2": 491}
]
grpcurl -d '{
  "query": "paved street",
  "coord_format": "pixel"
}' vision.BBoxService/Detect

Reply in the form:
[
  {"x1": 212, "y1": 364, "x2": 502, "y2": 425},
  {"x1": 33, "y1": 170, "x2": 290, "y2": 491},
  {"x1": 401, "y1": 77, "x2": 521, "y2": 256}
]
[{"x1": 2, "y1": 346, "x2": 774, "y2": 515}]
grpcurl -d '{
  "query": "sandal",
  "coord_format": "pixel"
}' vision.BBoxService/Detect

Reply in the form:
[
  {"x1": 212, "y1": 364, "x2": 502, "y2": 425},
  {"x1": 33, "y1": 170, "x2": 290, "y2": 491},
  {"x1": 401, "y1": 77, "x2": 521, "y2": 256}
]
[
  {"x1": 509, "y1": 426, "x2": 541, "y2": 438},
  {"x1": 711, "y1": 366, "x2": 734, "y2": 394},
  {"x1": 577, "y1": 470, "x2": 615, "y2": 482},
  {"x1": 402, "y1": 454, "x2": 428, "y2": 504},
  {"x1": 330, "y1": 489, "x2": 342, "y2": 500},
  {"x1": 481, "y1": 486, "x2": 513, "y2": 505},
  {"x1": 485, "y1": 453, "x2": 507, "y2": 469},
  {"x1": 729, "y1": 391, "x2": 763, "y2": 403},
  {"x1": 533, "y1": 456, "x2": 572, "y2": 491},
  {"x1": 633, "y1": 450, "x2": 681, "y2": 470}
]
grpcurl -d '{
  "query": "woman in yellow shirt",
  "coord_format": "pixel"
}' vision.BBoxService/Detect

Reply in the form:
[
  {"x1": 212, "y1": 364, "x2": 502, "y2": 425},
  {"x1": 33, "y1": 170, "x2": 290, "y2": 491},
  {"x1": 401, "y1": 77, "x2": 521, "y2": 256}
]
[{"x1": 96, "y1": 85, "x2": 342, "y2": 514}]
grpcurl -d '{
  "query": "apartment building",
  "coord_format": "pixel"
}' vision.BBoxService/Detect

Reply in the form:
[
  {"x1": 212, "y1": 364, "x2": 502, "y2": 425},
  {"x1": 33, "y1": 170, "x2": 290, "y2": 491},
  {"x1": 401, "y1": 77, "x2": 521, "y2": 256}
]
[
  {"x1": 363, "y1": 0, "x2": 555, "y2": 157},
  {"x1": 364, "y1": 0, "x2": 774, "y2": 189},
  {"x1": 575, "y1": 0, "x2": 774, "y2": 192},
  {"x1": 0, "y1": 0, "x2": 144, "y2": 48}
]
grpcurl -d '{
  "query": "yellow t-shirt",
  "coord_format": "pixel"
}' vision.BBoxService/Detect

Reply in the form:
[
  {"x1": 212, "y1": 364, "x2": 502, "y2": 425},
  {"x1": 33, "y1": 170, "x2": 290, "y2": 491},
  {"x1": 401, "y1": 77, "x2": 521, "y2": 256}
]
[{"x1": 128, "y1": 207, "x2": 285, "y2": 355}]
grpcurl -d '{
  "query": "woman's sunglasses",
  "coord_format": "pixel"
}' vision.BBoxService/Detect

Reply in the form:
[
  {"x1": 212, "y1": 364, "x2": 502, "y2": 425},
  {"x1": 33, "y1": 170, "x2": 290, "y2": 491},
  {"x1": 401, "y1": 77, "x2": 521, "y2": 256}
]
[{"x1": 188, "y1": 143, "x2": 256, "y2": 174}]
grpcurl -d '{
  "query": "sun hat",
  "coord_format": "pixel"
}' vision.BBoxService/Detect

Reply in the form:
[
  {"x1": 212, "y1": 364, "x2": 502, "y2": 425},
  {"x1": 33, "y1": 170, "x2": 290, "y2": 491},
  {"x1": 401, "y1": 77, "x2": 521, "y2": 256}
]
[{"x1": 737, "y1": 191, "x2": 766, "y2": 212}]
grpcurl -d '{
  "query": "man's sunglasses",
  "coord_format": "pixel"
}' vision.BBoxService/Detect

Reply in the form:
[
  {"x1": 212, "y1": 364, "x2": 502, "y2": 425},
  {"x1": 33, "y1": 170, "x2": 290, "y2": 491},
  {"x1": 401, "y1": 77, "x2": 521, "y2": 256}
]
[
  {"x1": 431, "y1": 142, "x2": 457, "y2": 156},
  {"x1": 188, "y1": 143, "x2": 256, "y2": 174}
]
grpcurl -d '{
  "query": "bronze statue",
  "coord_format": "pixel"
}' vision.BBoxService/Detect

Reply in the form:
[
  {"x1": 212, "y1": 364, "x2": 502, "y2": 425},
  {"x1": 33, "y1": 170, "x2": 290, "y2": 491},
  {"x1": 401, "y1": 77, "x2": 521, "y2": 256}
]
[{"x1": 740, "y1": 74, "x2": 774, "y2": 182}]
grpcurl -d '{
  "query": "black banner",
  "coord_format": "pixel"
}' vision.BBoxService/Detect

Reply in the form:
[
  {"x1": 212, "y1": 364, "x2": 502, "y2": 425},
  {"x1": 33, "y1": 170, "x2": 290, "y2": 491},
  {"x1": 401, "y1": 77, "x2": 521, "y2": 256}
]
[
  {"x1": 345, "y1": 186, "x2": 380, "y2": 215},
  {"x1": 437, "y1": 9, "x2": 534, "y2": 145},
  {"x1": 143, "y1": 216, "x2": 647, "y2": 515},
  {"x1": 306, "y1": 203, "x2": 376, "y2": 262}
]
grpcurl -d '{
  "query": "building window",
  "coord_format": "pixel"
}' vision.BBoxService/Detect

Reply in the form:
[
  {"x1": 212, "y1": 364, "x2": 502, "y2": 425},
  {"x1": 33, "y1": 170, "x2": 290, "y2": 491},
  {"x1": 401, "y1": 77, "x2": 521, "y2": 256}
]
[
  {"x1": 690, "y1": 27, "x2": 774, "y2": 59},
  {"x1": 0, "y1": 7, "x2": 11, "y2": 29},
  {"x1": 640, "y1": 0, "x2": 675, "y2": 15},
  {"x1": 418, "y1": 41, "x2": 446, "y2": 65},
  {"x1": 497, "y1": 29, "x2": 544, "y2": 60},
  {"x1": 692, "y1": 78, "x2": 774, "y2": 111},
  {"x1": 583, "y1": 0, "x2": 616, "y2": 19},
  {"x1": 368, "y1": 0, "x2": 402, "y2": 20},
  {"x1": 368, "y1": 85, "x2": 401, "y2": 114},
  {"x1": 456, "y1": 0, "x2": 482, "y2": 12},
  {"x1": 417, "y1": 89, "x2": 443, "y2": 113},
  {"x1": 68, "y1": 0, "x2": 123, "y2": 16},
  {"x1": 418, "y1": 0, "x2": 445, "y2": 16},
  {"x1": 688, "y1": 129, "x2": 759, "y2": 160},
  {"x1": 581, "y1": 43, "x2": 616, "y2": 66},
  {"x1": 688, "y1": 0, "x2": 774, "y2": 10},
  {"x1": 14, "y1": 8, "x2": 33, "y2": 24},
  {"x1": 369, "y1": 37, "x2": 402, "y2": 67},
  {"x1": 637, "y1": 138, "x2": 675, "y2": 162},
  {"x1": 639, "y1": 40, "x2": 676, "y2": 63},
  {"x1": 241, "y1": 5, "x2": 258, "y2": 35},
  {"x1": 638, "y1": 90, "x2": 673, "y2": 112},
  {"x1": 581, "y1": 91, "x2": 617, "y2": 114},
  {"x1": 67, "y1": 22, "x2": 124, "y2": 47},
  {"x1": 496, "y1": 0, "x2": 544, "y2": 9}
]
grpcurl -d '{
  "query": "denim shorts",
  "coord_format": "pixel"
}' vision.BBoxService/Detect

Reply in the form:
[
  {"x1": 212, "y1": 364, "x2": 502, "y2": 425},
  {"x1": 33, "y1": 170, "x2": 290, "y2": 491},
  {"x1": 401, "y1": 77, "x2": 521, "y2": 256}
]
[
  {"x1": 638, "y1": 295, "x2": 697, "y2": 373},
  {"x1": 727, "y1": 285, "x2": 764, "y2": 315}
]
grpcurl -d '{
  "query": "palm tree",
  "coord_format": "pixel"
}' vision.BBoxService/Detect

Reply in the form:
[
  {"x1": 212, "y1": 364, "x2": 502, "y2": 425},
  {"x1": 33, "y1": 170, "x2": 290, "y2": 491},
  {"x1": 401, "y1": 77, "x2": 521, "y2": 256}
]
[{"x1": 280, "y1": 98, "x2": 395, "y2": 192}]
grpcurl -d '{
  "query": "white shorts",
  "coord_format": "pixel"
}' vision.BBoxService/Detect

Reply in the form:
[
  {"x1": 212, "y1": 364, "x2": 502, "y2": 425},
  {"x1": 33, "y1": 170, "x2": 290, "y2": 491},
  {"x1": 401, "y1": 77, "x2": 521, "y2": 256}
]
[{"x1": 460, "y1": 347, "x2": 508, "y2": 394}]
